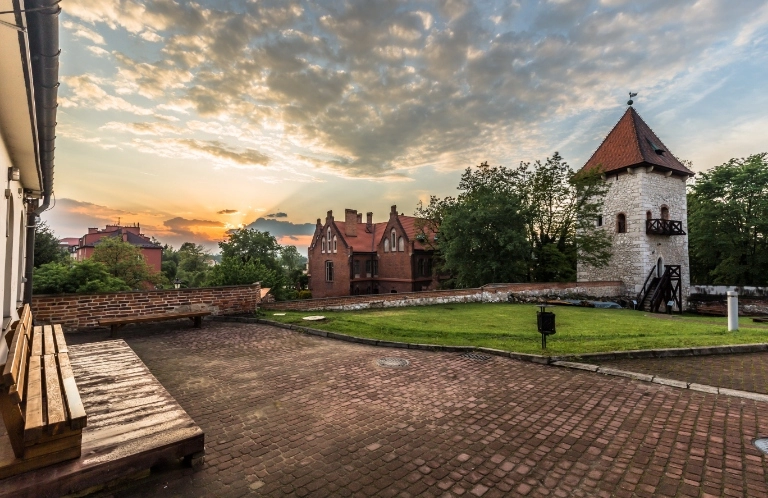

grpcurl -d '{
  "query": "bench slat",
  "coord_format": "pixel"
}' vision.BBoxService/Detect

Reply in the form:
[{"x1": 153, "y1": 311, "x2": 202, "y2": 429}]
[
  {"x1": 43, "y1": 354, "x2": 67, "y2": 434},
  {"x1": 2, "y1": 307, "x2": 32, "y2": 387},
  {"x1": 53, "y1": 324, "x2": 68, "y2": 354},
  {"x1": 24, "y1": 355, "x2": 44, "y2": 442},
  {"x1": 31, "y1": 326, "x2": 43, "y2": 356},
  {"x1": 8, "y1": 334, "x2": 29, "y2": 403},
  {"x1": 43, "y1": 325, "x2": 56, "y2": 356},
  {"x1": 57, "y1": 353, "x2": 87, "y2": 430}
]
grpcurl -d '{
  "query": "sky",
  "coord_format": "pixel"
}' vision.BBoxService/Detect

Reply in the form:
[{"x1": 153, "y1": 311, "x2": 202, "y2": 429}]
[{"x1": 44, "y1": 0, "x2": 768, "y2": 254}]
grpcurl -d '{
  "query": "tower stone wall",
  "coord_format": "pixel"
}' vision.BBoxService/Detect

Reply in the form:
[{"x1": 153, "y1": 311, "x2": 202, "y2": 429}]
[{"x1": 577, "y1": 167, "x2": 690, "y2": 305}]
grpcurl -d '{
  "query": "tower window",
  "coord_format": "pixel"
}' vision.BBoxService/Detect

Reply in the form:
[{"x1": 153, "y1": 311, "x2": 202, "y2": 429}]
[
  {"x1": 646, "y1": 211, "x2": 652, "y2": 220},
  {"x1": 617, "y1": 213, "x2": 627, "y2": 233},
  {"x1": 596, "y1": 215, "x2": 603, "y2": 227},
  {"x1": 660, "y1": 206, "x2": 669, "y2": 220}
]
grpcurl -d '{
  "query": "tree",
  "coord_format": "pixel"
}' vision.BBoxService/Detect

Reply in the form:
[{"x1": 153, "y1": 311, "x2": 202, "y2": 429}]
[
  {"x1": 206, "y1": 228, "x2": 287, "y2": 297},
  {"x1": 34, "y1": 221, "x2": 68, "y2": 267},
  {"x1": 416, "y1": 155, "x2": 611, "y2": 287},
  {"x1": 280, "y1": 245, "x2": 307, "y2": 291},
  {"x1": 33, "y1": 260, "x2": 131, "y2": 294},
  {"x1": 688, "y1": 153, "x2": 768, "y2": 285},
  {"x1": 510, "y1": 153, "x2": 611, "y2": 281},
  {"x1": 91, "y1": 236, "x2": 160, "y2": 289}
]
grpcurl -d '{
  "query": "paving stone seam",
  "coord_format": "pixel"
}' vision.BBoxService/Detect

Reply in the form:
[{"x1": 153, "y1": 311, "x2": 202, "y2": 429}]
[{"x1": 210, "y1": 316, "x2": 768, "y2": 401}]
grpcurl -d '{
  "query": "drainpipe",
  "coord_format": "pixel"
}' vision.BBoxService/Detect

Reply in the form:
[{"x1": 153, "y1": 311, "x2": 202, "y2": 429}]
[{"x1": 22, "y1": 0, "x2": 60, "y2": 306}]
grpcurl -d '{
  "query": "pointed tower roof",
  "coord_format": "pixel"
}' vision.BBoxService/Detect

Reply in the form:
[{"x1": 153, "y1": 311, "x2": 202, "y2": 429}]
[{"x1": 579, "y1": 107, "x2": 694, "y2": 177}]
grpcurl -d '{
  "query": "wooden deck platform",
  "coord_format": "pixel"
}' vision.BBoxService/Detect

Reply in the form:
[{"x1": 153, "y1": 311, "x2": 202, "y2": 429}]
[{"x1": 0, "y1": 340, "x2": 204, "y2": 497}]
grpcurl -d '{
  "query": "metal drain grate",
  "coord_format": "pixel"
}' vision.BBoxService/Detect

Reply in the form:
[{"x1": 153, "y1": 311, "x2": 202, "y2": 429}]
[
  {"x1": 755, "y1": 438, "x2": 768, "y2": 455},
  {"x1": 377, "y1": 357, "x2": 410, "y2": 368},
  {"x1": 459, "y1": 352, "x2": 492, "y2": 361}
]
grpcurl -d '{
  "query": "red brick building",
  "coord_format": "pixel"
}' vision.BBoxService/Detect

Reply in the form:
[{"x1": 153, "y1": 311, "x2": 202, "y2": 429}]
[
  {"x1": 74, "y1": 224, "x2": 162, "y2": 272},
  {"x1": 308, "y1": 206, "x2": 438, "y2": 298}
]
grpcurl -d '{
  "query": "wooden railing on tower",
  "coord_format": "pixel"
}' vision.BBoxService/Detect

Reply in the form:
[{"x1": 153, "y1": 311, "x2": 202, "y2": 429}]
[{"x1": 646, "y1": 219, "x2": 686, "y2": 236}]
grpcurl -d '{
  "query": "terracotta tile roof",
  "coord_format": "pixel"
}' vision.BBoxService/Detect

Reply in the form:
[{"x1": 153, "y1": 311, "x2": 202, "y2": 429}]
[
  {"x1": 334, "y1": 215, "x2": 436, "y2": 252},
  {"x1": 579, "y1": 107, "x2": 694, "y2": 176}
]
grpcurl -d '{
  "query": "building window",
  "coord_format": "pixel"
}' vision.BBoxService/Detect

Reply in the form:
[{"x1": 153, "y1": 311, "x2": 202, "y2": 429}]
[
  {"x1": 354, "y1": 260, "x2": 360, "y2": 278},
  {"x1": 646, "y1": 210, "x2": 652, "y2": 220},
  {"x1": 660, "y1": 205, "x2": 669, "y2": 220},
  {"x1": 596, "y1": 215, "x2": 603, "y2": 227},
  {"x1": 372, "y1": 260, "x2": 378, "y2": 276},
  {"x1": 616, "y1": 213, "x2": 627, "y2": 233},
  {"x1": 391, "y1": 229, "x2": 396, "y2": 250},
  {"x1": 384, "y1": 238, "x2": 390, "y2": 252},
  {"x1": 426, "y1": 258, "x2": 432, "y2": 276},
  {"x1": 333, "y1": 235, "x2": 337, "y2": 253},
  {"x1": 398, "y1": 236, "x2": 404, "y2": 252},
  {"x1": 365, "y1": 260, "x2": 372, "y2": 276},
  {"x1": 417, "y1": 259, "x2": 424, "y2": 276},
  {"x1": 321, "y1": 237, "x2": 326, "y2": 253},
  {"x1": 325, "y1": 261, "x2": 334, "y2": 282}
]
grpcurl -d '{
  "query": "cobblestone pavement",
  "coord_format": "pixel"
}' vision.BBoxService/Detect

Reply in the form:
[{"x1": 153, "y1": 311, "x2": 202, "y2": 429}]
[
  {"x1": 600, "y1": 353, "x2": 768, "y2": 395},
  {"x1": 67, "y1": 322, "x2": 768, "y2": 498}
]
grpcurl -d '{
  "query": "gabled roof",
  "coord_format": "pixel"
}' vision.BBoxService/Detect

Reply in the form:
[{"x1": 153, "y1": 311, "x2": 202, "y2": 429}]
[
  {"x1": 331, "y1": 215, "x2": 436, "y2": 253},
  {"x1": 579, "y1": 107, "x2": 694, "y2": 177}
]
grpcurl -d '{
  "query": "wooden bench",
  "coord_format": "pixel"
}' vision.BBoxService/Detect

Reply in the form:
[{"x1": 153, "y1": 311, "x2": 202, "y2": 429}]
[
  {"x1": 0, "y1": 305, "x2": 87, "y2": 479},
  {"x1": 98, "y1": 310, "x2": 211, "y2": 337}
]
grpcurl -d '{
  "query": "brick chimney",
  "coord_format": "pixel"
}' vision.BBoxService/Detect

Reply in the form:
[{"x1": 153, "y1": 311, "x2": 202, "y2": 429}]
[
  {"x1": 390, "y1": 205, "x2": 398, "y2": 219},
  {"x1": 366, "y1": 212, "x2": 373, "y2": 232},
  {"x1": 344, "y1": 209, "x2": 358, "y2": 237},
  {"x1": 325, "y1": 210, "x2": 334, "y2": 225}
]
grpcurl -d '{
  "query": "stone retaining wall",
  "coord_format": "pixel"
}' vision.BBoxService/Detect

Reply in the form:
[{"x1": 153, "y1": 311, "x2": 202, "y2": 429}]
[
  {"x1": 32, "y1": 284, "x2": 261, "y2": 329},
  {"x1": 688, "y1": 285, "x2": 768, "y2": 316},
  {"x1": 261, "y1": 281, "x2": 622, "y2": 312}
]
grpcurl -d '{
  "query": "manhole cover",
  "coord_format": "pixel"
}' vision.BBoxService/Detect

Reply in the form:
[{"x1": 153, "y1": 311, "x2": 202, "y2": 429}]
[
  {"x1": 377, "y1": 357, "x2": 410, "y2": 368},
  {"x1": 755, "y1": 438, "x2": 768, "y2": 455},
  {"x1": 459, "y1": 352, "x2": 492, "y2": 361}
]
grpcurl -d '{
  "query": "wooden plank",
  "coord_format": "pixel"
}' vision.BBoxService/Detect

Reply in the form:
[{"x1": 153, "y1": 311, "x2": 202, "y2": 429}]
[
  {"x1": 2, "y1": 322, "x2": 25, "y2": 387},
  {"x1": 0, "y1": 390, "x2": 26, "y2": 458},
  {"x1": 24, "y1": 428, "x2": 81, "y2": 447},
  {"x1": 0, "y1": 438, "x2": 81, "y2": 481},
  {"x1": 52, "y1": 324, "x2": 68, "y2": 354},
  {"x1": 23, "y1": 355, "x2": 43, "y2": 443},
  {"x1": 22, "y1": 432, "x2": 81, "y2": 460},
  {"x1": 57, "y1": 353, "x2": 87, "y2": 430},
  {"x1": 43, "y1": 354, "x2": 67, "y2": 434},
  {"x1": 43, "y1": 326, "x2": 55, "y2": 356},
  {"x1": 8, "y1": 334, "x2": 29, "y2": 404},
  {"x1": 30, "y1": 326, "x2": 42, "y2": 357}
]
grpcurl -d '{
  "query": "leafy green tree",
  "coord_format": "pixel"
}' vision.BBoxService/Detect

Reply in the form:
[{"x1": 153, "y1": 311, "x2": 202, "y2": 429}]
[
  {"x1": 206, "y1": 228, "x2": 287, "y2": 297},
  {"x1": 688, "y1": 153, "x2": 768, "y2": 285},
  {"x1": 91, "y1": 236, "x2": 160, "y2": 289},
  {"x1": 416, "y1": 155, "x2": 610, "y2": 286},
  {"x1": 33, "y1": 260, "x2": 131, "y2": 294},
  {"x1": 280, "y1": 245, "x2": 307, "y2": 291},
  {"x1": 33, "y1": 221, "x2": 68, "y2": 267}
]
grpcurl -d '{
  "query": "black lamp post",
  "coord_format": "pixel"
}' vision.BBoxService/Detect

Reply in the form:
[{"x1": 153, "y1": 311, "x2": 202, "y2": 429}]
[{"x1": 174, "y1": 278, "x2": 181, "y2": 290}]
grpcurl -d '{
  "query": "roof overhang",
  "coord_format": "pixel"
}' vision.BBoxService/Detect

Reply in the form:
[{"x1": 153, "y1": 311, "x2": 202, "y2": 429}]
[{"x1": 0, "y1": 1, "x2": 42, "y2": 192}]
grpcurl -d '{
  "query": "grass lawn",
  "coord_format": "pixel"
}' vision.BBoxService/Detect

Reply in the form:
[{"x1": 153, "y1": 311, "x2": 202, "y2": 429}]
[{"x1": 265, "y1": 302, "x2": 768, "y2": 355}]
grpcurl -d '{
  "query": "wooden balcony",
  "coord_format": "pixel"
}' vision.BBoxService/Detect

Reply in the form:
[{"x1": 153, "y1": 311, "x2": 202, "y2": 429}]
[{"x1": 646, "y1": 219, "x2": 686, "y2": 236}]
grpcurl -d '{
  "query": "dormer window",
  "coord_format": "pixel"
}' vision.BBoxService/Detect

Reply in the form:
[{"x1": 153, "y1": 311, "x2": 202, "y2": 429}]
[{"x1": 646, "y1": 138, "x2": 665, "y2": 155}]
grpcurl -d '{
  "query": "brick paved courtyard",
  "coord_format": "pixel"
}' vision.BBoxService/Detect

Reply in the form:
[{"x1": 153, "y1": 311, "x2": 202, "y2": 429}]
[
  {"x1": 67, "y1": 322, "x2": 768, "y2": 497},
  {"x1": 600, "y1": 353, "x2": 768, "y2": 395}
]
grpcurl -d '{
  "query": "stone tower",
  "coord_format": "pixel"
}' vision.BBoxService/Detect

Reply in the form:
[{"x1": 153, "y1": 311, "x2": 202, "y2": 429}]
[{"x1": 576, "y1": 107, "x2": 694, "y2": 310}]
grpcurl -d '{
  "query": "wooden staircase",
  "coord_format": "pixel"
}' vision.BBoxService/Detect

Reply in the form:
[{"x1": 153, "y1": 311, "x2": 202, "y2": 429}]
[{"x1": 637, "y1": 265, "x2": 682, "y2": 313}]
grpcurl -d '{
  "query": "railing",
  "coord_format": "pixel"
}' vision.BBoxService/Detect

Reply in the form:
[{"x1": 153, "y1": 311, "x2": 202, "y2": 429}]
[
  {"x1": 646, "y1": 219, "x2": 686, "y2": 235},
  {"x1": 637, "y1": 266, "x2": 657, "y2": 307}
]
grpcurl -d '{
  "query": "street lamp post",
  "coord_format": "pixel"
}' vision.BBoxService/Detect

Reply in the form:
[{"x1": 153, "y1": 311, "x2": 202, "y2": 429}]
[{"x1": 174, "y1": 278, "x2": 181, "y2": 290}]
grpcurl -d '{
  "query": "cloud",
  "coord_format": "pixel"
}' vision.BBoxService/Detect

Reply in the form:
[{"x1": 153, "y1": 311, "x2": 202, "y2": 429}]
[
  {"x1": 162, "y1": 217, "x2": 228, "y2": 241},
  {"x1": 60, "y1": 75, "x2": 155, "y2": 116},
  {"x1": 217, "y1": 209, "x2": 239, "y2": 215},
  {"x1": 101, "y1": 121, "x2": 181, "y2": 135},
  {"x1": 62, "y1": 20, "x2": 106, "y2": 45},
  {"x1": 132, "y1": 138, "x2": 270, "y2": 167},
  {"x1": 266, "y1": 212, "x2": 288, "y2": 218},
  {"x1": 244, "y1": 217, "x2": 315, "y2": 239}
]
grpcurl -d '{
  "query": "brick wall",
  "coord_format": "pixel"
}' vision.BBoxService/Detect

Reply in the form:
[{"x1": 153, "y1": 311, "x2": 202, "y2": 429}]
[
  {"x1": 32, "y1": 284, "x2": 261, "y2": 329},
  {"x1": 262, "y1": 281, "x2": 622, "y2": 312}
]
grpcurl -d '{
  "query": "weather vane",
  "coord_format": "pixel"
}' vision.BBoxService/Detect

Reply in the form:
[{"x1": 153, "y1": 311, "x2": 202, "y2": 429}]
[{"x1": 627, "y1": 92, "x2": 638, "y2": 106}]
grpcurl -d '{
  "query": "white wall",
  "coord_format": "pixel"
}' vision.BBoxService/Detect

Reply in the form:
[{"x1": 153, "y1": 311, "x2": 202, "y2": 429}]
[{"x1": 0, "y1": 133, "x2": 29, "y2": 364}]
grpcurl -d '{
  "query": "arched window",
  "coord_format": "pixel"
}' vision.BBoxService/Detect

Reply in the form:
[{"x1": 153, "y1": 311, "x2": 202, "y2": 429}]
[
  {"x1": 398, "y1": 236, "x2": 404, "y2": 252},
  {"x1": 646, "y1": 211, "x2": 652, "y2": 220},
  {"x1": 332, "y1": 235, "x2": 337, "y2": 253},
  {"x1": 384, "y1": 238, "x2": 390, "y2": 252},
  {"x1": 616, "y1": 213, "x2": 627, "y2": 233},
  {"x1": 325, "y1": 261, "x2": 334, "y2": 281},
  {"x1": 391, "y1": 229, "x2": 396, "y2": 250},
  {"x1": 327, "y1": 228, "x2": 331, "y2": 242},
  {"x1": 660, "y1": 206, "x2": 669, "y2": 220},
  {"x1": 321, "y1": 237, "x2": 326, "y2": 253},
  {"x1": 596, "y1": 215, "x2": 603, "y2": 227}
]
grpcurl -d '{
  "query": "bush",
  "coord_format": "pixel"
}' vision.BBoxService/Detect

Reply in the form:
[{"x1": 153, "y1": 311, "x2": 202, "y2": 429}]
[{"x1": 297, "y1": 290, "x2": 312, "y2": 299}]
